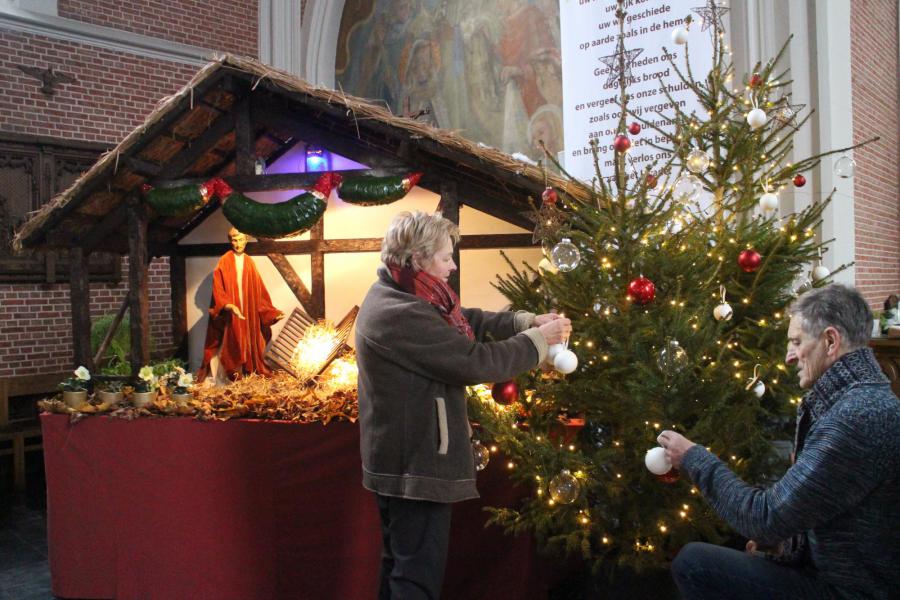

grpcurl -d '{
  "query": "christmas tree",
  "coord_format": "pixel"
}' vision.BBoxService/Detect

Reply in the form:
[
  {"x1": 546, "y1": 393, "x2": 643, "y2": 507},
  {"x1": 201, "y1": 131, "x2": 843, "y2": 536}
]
[{"x1": 468, "y1": 0, "x2": 871, "y2": 575}]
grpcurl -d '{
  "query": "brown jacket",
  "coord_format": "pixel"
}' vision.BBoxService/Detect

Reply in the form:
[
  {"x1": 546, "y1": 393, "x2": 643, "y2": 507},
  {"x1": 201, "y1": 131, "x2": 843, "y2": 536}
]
[{"x1": 355, "y1": 267, "x2": 548, "y2": 503}]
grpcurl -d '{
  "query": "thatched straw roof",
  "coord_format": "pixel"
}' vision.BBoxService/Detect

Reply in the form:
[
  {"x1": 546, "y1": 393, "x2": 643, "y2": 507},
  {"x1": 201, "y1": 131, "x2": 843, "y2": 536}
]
[{"x1": 14, "y1": 54, "x2": 591, "y2": 254}]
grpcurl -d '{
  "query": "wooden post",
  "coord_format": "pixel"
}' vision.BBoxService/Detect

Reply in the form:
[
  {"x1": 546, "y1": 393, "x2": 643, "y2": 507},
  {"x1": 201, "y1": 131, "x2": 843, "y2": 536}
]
[
  {"x1": 438, "y1": 182, "x2": 461, "y2": 295},
  {"x1": 308, "y1": 220, "x2": 326, "y2": 320},
  {"x1": 69, "y1": 246, "x2": 95, "y2": 371},
  {"x1": 169, "y1": 253, "x2": 188, "y2": 359},
  {"x1": 127, "y1": 196, "x2": 150, "y2": 372}
]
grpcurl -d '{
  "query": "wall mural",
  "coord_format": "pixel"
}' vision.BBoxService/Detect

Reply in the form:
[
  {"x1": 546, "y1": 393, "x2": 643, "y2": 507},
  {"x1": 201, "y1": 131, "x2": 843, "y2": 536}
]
[{"x1": 336, "y1": 0, "x2": 562, "y2": 162}]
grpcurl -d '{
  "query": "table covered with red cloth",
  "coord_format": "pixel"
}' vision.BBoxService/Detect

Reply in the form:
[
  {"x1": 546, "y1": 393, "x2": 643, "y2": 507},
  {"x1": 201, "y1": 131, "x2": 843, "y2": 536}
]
[{"x1": 41, "y1": 413, "x2": 548, "y2": 599}]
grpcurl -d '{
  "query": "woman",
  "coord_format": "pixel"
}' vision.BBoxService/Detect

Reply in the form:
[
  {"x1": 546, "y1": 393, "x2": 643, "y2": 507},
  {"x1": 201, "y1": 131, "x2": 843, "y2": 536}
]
[{"x1": 355, "y1": 211, "x2": 571, "y2": 599}]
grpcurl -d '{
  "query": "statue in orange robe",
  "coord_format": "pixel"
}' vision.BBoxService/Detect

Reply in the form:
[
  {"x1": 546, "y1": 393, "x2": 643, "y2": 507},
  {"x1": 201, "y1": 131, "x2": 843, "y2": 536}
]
[{"x1": 198, "y1": 228, "x2": 283, "y2": 382}]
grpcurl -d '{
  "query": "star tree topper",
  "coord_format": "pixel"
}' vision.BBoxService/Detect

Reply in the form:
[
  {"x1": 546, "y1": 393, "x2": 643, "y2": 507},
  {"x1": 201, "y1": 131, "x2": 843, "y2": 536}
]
[
  {"x1": 598, "y1": 43, "x2": 643, "y2": 88},
  {"x1": 524, "y1": 202, "x2": 566, "y2": 244},
  {"x1": 691, "y1": 0, "x2": 729, "y2": 34}
]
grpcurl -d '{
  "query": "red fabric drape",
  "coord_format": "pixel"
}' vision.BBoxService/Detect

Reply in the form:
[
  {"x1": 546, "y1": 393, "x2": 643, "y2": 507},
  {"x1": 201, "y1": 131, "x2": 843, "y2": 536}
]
[{"x1": 41, "y1": 414, "x2": 548, "y2": 600}]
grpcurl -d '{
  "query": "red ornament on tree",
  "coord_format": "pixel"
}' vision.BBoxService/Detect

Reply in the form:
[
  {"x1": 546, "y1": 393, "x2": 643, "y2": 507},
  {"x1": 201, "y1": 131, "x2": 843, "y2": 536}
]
[
  {"x1": 738, "y1": 249, "x2": 762, "y2": 273},
  {"x1": 541, "y1": 187, "x2": 559, "y2": 206},
  {"x1": 627, "y1": 276, "x2": 656, "y2": 305},
  {"x1": 749, "y1": 73, "x2": 763, "y2": 87},
  {"x1": 628, "y1": 122, "x2": 642, "y2": 135},
  {"x1": 613, "y1": 134, "x2": 631, "y2": 153},
  {"x1": 656, "y1": 468, "x2": 681, "y2": 484},
  {"x1": 140, "y1": 183, "x2": 153, "y2": 195},
  {"x1": 793, "y1": 174, "x2": 806, "y2": 187},
  {"x1": 491, "y1": 380, "x2": 519, "y2": 406},
  {"x1": 645, "y1": 173, "x2": 658, "y2": 189}
]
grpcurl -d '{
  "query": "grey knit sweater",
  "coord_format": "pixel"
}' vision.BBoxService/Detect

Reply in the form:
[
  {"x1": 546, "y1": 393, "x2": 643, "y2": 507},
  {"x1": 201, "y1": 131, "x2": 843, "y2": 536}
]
[{"x1": 682, "y1": 348, "x2": 900, "y2": 600}]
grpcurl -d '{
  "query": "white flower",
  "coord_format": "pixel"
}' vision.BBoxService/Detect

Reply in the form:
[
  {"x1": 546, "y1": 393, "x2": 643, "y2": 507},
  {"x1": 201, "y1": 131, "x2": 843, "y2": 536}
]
[
  {"x1": 74, "y1": 366, "x2": 91, "y2": 381},
  {"x1": 177, "y1": 373, "x2": 194, "y2": 388},
  {"x1": 138, "y1": 365, "x2": 154, "y2": 382}
]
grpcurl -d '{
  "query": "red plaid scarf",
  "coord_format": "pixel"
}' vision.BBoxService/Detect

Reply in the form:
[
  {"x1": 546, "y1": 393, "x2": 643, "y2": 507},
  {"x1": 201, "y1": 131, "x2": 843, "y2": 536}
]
[{"x1": 388, "y1": 264, "x2": 474, "y2": 340}]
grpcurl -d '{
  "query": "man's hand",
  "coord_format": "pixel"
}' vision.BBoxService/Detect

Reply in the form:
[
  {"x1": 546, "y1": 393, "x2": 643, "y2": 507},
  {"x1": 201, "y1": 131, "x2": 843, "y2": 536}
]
[
  {"x1": 534, "y1": 312, "x2": 561, "y2": 327},
  {"x1": 657, "y1": 430, "x2": 696, "y2": 469},
  {"x1": 225, "y1": 304, "x2": 246, "y2": 320}
]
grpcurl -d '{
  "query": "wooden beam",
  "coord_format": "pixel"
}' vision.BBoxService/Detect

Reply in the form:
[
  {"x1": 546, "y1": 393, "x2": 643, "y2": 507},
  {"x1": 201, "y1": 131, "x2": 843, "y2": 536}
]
[
  {"x1": 156, "y1": 168, "x2": 413, "y2": 193},
  {"x1": 308, "y1": 219, "x2": 326, "y2": 320},
  {"x1": 267, "y1": 253, "x2": 312, "y2": 310},
  {"x1": 438, "y1": 181, "x2": 461, "y2": 295},
  {"x1": 127, "y1": 196, "x2": 150, "y2": 372},
  {"x1": 150, "y1": 109, "x2": 238, "y2": 182},
  {"x1": 177, "y1": 234, "x2": 534, "y2": 257},
  {"x1": 93, "y1": 294, "x2": 129, "y2": 366},
  {"x1": 172, "y1": 197, "x2": 221, "y2": 243},
  {"x1": 234, "y1": 96, "x2": 254, "y2": 176},
  {"x1": 169, "y1": 254, "x2": 188, "y2": 360},
  {"x1": 126, "y1": 157, "x2": 162, "y2": 177},
  {"x1": 69, "y1": 246, "x2": 95, "y2": 371},
  {"x1": 82, "y1": 206, "x2": 128, "y2": 253}
]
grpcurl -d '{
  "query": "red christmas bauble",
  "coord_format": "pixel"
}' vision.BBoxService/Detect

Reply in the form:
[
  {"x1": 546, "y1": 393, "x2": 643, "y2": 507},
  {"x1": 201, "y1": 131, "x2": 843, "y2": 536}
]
[
  {"x1": 645, "y1": 173, "x2": 658, "y2": 189},
  {"x1": 628, "y1": 122, "x2": 642, "y2": 135},
  {"x1": 749, "y1": 73, "x2": 763, "y2": 87},
  {"x1": 140, "y1": 183, "x2": 153, "y2": 195},
  {"x1": 738, "y1": 249, "x2": 762, "y2": 273},
  {"x1": 656, "y1": 468, "x2": 681, "y2": 484},
  {"x1": 627, "y1": 276, "x2": 656, "y2": 305},
  {"x1": 491, "y1": 380, "x2": 519, "y2": 405},
  {"x1": 541, "y1": 187, "x2": 558, "y2": 206},
  {"x1": 613, "y1": 134, "x2": 631, "y2": 153},
  {"x1": 793, "y1": 174, "x2": 806, "y2": 188}
]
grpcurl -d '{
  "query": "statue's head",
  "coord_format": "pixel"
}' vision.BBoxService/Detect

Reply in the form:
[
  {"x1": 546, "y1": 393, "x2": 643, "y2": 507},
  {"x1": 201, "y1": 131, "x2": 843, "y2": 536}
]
[{"x1": 228, "y1": 227, "x2": 247, "y2": 255}]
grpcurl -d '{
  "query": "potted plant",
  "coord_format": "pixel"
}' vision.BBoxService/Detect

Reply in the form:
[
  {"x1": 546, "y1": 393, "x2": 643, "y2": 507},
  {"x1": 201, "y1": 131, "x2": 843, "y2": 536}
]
[
  {"x1": 59, "y1": 366, "x2": 91, "y2": 409},
  {"x1": 169, "y1": 369, "x2": 195, "y2": 405},
  {"x1": 95, "y1": 378, "x2": 125, "y2": 405},
  {"x1": 130, "y1": 366, "x2": 159, "y2": 408}
]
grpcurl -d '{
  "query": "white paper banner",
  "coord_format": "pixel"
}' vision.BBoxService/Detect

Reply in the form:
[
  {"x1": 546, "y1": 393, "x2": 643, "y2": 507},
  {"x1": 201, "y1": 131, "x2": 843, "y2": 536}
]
[{"x1": 560, "y1": 0, "x2": 715, "y2": 184}]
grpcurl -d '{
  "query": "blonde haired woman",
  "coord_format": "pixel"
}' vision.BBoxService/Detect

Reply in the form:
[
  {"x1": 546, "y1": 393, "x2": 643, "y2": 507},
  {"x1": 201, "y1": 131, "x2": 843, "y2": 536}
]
[{"x1": 356, "y1": 211, "x2": 570, "y2": 599}]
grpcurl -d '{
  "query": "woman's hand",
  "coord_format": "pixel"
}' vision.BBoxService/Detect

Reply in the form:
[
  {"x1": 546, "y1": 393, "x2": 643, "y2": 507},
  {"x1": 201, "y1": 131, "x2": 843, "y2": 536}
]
[
  {"x1": 534, "y1": 312, "x2": 561, "y2": 327},
  {"x1": 657, "y1": 430, "x2": 696, "y2": 468},
  {"x1": 537, "y1": 317, "x2": 571, "y2": 345}
]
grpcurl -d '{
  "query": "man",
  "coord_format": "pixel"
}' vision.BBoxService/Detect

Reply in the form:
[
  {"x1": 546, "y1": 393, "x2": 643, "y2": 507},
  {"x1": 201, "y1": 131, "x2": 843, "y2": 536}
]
[
  {"x1": 660, "y1": 284, "x2": 900, "y2": 599},
  {"x1": 198, "y1": 227, "x2": 283, "y2": 383}
]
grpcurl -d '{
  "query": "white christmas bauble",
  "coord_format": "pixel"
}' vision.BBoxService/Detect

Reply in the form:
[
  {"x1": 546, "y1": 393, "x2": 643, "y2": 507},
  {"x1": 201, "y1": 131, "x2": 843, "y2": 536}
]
[
  {"x1": 547, "y1": 343, "x2": 566, "y2": 361},
  {"x1": 752, "y1": 380, "x2": 766, "y2": 398},
  {"x1": 811, "y1": 265, "x2": 831, "y2": 282},
  {"x1": 553, "y1": 349, "x2": 579, "y2": 374},
  {"x1": 746, "y1": 108, "x2": 767, "y2": 130},
  {"x1": 759, "y1": 192, "x2": 779, "y2": 212},
  {"x1": 685, "y1": 148, "x2": 711, "y2": 174},
  {"x1": 713, "y1": 302, "x2": 733, "y2": 321},
  {"x1": 551, "y1": 238, "x2": 581, "y2": 272},
  {"x1": 538, "y1": 258, "x2": 558, "y2": 274},
  {"x1": 645, "y1": 447, "x2": 672, "y2": 475},
  {"x1": 671, "y1": 27, "x2": 689, "y2": 45}
]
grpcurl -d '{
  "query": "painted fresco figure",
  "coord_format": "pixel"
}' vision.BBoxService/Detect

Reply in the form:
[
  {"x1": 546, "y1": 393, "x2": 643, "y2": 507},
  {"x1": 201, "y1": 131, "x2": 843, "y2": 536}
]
[{"x1": 198, "y1": 228, "x2": 283, "y2": 383}]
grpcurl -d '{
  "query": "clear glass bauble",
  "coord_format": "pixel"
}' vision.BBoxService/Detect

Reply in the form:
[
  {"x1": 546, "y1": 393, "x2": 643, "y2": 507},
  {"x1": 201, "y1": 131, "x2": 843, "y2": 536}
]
[
  {"x1": 592, "y1": 299, "x2": 616, "y2": 316},
  {"x1": 551, "y1": 238, "x2": 581, "y2": 272},
  {"x1": 657, "y1": 339, "x2": 689, "y2": 375},
  {"x1": 685, "y1": 149, "x2": 710, "y2": 174},
  {"x1": 834, "y1": 155, "x2": 856, "y2": 179},
  {"x1": 548, "y1": 469, "x2": 580, "y2": 504},
  {"x1": 472, "y1": 440, "x2": 490, "y2": 471},
  {"x1": 672, "y1": 174, "x2": 703, "y2": 202}
]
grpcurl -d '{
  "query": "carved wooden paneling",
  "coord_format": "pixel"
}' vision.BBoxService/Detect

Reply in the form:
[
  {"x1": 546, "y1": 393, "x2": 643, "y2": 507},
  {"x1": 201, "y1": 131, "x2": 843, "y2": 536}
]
[{"x1": 0, "y1": 138, "x2": 120, "y2": 282}]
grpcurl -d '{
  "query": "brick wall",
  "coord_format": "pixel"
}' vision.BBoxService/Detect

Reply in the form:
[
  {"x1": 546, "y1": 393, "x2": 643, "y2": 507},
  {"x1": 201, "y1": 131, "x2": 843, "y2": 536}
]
[
  {"x1": 0, "y1": 259, "x2": 172, "y2": 378},
  {"x1": 0, "y1": 30, "x2": 198, "y2": 144},
  {"x1": 0, "y1": 1, "x2": 257, "y2": 377},
  {"x1": 59, "y1": 0, "x2": 258, "y2": 57},
  {"x1": 851, "y1": 0, "x2": 900, "y2": 309}
]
